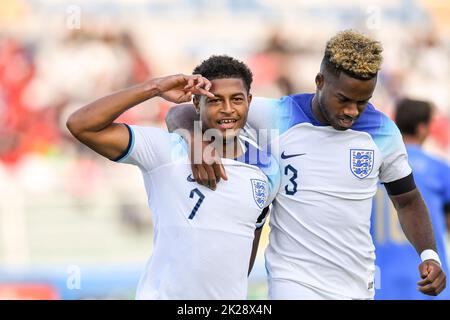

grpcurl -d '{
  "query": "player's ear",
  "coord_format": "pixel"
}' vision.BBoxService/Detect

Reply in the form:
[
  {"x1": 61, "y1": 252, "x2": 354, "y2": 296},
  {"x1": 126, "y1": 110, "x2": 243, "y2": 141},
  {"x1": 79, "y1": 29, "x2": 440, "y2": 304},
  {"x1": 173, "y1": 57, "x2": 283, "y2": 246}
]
[
  {"x1": 193, "y1": 95, "x2": 200, "y2": 114},
  {"x1": 247, "y1": 93, "x2": 252, "y2": 106},
  {"x1": 315, "y1": 73, "x2": 324, "y2": 90},
  {"x1": 417, "y1": 122, "x2": 430, "y2": 141}
]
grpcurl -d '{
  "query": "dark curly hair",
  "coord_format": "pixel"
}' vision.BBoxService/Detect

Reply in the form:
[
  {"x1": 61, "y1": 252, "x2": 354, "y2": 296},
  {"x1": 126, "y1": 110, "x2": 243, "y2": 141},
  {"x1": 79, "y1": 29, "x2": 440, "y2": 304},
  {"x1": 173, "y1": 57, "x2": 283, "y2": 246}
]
[
  {"x1": 192, "y1": 55, "x2": 253, "y2": 93},
  {"x1": 395, "y1": 98, "x2": 432, "y2": 135}
]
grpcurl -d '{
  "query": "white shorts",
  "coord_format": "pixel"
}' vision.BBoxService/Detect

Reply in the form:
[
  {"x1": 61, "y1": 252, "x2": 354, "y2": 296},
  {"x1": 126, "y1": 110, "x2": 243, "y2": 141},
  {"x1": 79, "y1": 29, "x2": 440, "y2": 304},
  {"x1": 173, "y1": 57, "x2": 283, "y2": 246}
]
[{"x1": 268, "y1": 279, "x2": 353, "y2": 300}]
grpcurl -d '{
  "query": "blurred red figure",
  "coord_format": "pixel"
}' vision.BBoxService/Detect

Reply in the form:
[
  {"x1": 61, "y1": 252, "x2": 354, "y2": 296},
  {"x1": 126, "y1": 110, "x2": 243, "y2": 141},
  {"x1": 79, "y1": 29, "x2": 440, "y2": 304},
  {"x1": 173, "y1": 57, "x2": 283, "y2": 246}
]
[
  {"x1": 0, "y1": 37, "x2": 61, "y2": 166},
  {"x1": 0, "y1": 37, "x2": 34, "y2": 165}
]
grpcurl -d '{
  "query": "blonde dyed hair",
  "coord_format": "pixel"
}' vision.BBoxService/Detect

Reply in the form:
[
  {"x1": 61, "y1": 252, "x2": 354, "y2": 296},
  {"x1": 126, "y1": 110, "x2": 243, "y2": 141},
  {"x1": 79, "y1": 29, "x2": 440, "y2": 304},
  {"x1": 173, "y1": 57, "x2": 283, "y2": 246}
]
[{"x1": 323, "y1": 30, "x2": 383, "y2": 79}]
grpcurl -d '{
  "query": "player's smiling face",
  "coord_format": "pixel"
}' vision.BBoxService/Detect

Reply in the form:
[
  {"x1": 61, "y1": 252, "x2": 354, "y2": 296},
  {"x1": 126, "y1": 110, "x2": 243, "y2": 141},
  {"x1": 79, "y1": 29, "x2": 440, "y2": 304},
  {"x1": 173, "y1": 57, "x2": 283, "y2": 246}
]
[
  {"x1": 314, "y1": 71, "x2": 377, "y2": 131},
  {"x1": 194, "y1": 78, "x2": 252, "y2": 142}
]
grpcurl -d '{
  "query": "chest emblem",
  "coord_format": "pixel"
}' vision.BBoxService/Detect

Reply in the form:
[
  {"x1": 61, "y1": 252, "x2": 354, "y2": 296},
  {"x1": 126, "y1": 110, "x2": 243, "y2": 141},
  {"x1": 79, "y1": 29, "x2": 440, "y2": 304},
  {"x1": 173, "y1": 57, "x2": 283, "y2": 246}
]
[
  {"x1": 251, "y1": 179, "x2": 267, "y2": 209},
  {"x1": 350, "y1": 149, "x2": 374, "y2": 179}
]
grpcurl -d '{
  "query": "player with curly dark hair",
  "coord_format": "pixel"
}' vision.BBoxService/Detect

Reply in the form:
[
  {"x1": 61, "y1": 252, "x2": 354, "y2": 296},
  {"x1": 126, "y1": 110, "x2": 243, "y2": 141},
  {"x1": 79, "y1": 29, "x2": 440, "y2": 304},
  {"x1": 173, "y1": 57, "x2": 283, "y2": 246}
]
[
  {"x1": 193, "y1": 55, "x2": 253, "y2": 93},
  {"x1": 66, "y1": 55, "x2": 280, "y2": 299}
]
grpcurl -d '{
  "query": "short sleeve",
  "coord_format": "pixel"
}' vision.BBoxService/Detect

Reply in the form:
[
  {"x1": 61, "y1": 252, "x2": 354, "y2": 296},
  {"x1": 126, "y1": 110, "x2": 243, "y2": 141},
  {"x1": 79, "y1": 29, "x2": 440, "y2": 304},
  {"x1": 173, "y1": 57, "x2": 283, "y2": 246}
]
[
  {"x1": 377, "y1": 118, "x2": 412, "y2": 184},
  {"x1": 247, "y1": 97, "x2": 281, "y2": 131},
  {"x1": 115, "y1": 125, "x2": 185, "y2": 172},
  {"x1": 442, "y1": 162, "x2": 450, "y2": 206},
  {"x1": 264, "y1": 159, "x2": 281, "y2": 207}
]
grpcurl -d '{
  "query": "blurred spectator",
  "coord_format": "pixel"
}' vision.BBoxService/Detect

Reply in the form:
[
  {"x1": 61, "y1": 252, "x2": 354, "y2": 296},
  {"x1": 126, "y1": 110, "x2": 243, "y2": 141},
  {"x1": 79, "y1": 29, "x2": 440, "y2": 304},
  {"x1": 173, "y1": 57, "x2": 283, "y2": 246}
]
[
  {"x1": 447, "y1": 210, "x2": 450, "y2": 271},
  {"x1": 119, "y1": 32, "x2": 151, "y2": 84},
  {"x1": 371, "y1": 98, "x2": 450, "y2": 300},
  {"x1": 248, "y1": 30, "x2": 298, "y2": 97},
  {"x1": 0, "y1": 37, "x2": 35, "y2": 165},
  {"x1": 1, "y1": 27, "x2": 155, "y2": 164}
]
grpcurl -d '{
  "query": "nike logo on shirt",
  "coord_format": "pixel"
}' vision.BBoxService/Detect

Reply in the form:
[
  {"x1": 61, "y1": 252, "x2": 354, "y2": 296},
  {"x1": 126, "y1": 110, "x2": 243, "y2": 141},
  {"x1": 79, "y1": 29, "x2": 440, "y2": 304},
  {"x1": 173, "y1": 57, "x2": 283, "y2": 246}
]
[
  {"x1": 280, "y1": 151, "x2": 306, "y2": 159},
  {"x1": 187, "y1": 174, "x2": 196, "y2": 182}
]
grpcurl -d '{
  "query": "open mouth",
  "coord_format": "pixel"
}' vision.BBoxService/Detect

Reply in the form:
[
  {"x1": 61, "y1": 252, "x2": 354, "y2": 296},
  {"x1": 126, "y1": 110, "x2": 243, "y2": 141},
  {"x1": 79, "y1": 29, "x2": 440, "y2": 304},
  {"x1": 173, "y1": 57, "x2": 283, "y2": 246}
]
[
  {"x1": 337, "y1": 118, "x2": 354, "y2": 129},
  {"x1": 217, "y1": 119, "x2": 238, "y2": 130}
]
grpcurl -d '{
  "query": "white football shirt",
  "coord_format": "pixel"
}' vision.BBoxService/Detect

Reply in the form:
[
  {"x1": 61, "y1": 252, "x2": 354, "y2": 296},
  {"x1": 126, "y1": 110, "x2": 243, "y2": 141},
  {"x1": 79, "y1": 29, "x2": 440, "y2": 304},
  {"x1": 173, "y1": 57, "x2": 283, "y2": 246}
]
[
  {"x1": 116, "y1": 125, "x2": 280, "y2": 299},
  {"x1": 247, "y1": 94, "x2": 412, "y2": 299}
]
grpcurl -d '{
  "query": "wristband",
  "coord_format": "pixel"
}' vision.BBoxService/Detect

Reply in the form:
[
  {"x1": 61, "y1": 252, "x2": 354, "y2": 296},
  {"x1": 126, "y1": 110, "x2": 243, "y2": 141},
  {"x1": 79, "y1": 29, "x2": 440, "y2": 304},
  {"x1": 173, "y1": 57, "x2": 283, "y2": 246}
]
[{"x1": 420, "y1": 249, "x2": 441, "y2": 266}]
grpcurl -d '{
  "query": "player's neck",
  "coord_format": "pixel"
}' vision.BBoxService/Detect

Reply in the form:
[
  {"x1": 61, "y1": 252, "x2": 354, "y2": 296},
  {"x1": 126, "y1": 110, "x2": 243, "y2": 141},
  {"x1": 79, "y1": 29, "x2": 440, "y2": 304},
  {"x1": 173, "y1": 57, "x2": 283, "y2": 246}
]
[
  {"x1": 403, "y1": 135, "x2": 423, "y2": 147},
  {"x1": 311, "y1": 94, "x2": 327, "y2": 124}
]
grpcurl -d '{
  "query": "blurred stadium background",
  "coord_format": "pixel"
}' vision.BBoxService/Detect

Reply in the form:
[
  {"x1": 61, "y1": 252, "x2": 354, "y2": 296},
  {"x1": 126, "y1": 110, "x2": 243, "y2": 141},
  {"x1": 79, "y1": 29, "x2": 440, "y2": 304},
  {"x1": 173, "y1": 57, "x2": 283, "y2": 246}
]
[{"x1": 0, "y1": 0, "x2": 449, "y2": 299}]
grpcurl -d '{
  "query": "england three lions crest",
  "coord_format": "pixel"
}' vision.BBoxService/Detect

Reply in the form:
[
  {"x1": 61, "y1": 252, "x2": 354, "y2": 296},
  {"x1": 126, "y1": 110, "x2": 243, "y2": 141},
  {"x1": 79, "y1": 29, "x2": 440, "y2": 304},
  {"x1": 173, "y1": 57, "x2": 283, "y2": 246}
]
[
  {"x1": 251, "y1": 179, "x2": 267, "y2": 209},
  {"x1": 350, "y1": 149, "x2": 374, "y2": 179}
]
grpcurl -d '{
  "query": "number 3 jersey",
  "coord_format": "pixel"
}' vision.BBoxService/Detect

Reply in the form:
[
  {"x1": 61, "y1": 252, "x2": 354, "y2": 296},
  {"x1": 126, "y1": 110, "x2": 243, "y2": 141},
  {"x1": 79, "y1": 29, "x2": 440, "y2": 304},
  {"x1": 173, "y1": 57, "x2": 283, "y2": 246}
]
[
  {"x1": 247, "y1": 94, "x2": 412, "y2": 299},
  {"x1": 115, "y1": 125, "x2": 280, "y2": 299}
]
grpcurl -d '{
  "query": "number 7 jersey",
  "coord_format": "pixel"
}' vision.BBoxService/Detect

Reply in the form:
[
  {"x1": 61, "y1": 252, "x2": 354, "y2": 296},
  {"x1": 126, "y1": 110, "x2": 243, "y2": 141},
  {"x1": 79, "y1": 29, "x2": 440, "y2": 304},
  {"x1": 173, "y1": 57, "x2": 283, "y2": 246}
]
[{"x1": 115, "y1": 125, "x2": 280, "y2": 299}]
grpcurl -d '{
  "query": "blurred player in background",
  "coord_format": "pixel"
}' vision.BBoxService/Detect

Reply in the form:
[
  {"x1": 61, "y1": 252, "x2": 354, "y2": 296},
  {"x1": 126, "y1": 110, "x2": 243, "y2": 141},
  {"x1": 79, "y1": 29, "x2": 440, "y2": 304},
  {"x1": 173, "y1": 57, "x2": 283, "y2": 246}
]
[
  {"x1": 167, "y1": 30, "x2": 447, "y2": 299},
  {"x1": 66, "y1": 55, "x2": 279, "y2": 299},
  {"x1": 371, "y1": 98, "x2": 450, "y2": 299},
  {"x1": 446, "y1": 211, "x2": 450, "y2": 268}
]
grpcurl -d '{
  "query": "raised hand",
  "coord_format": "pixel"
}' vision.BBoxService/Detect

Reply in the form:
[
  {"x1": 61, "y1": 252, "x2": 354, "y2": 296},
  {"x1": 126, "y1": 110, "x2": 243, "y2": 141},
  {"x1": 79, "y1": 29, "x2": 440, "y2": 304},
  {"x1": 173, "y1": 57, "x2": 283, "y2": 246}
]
[{"x1": 152, "y1": 74, "x2": 214, "y2": 103}]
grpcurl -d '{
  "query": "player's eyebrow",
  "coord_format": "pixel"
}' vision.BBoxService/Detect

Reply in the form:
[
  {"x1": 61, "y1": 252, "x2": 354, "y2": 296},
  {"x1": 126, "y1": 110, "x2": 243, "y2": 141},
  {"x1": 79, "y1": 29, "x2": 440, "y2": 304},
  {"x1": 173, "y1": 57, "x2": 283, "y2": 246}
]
[
  {"x1": 357, "y1": 96, "x2": 372, "y2": 103},
  {"x1": 207, "y1": 92, "x2": 245, "y2": 99},
  {"x1": 337, "y1": 92, "x2": 372, "y2": 103},
  {"x1": 337, "y1": 93, "x2": 350, "y2": 100}
]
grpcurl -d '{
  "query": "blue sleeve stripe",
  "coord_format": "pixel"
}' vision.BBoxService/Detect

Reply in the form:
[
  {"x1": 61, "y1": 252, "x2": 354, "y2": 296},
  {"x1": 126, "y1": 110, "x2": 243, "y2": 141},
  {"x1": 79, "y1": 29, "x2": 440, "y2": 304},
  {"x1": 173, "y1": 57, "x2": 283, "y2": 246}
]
[{"x1": 114, "y1": 124, "x2": 135, "y2": 162}]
